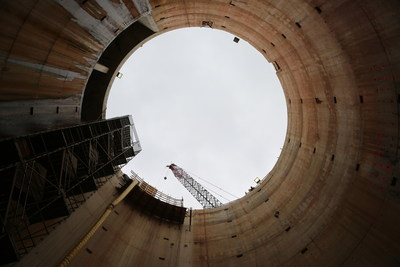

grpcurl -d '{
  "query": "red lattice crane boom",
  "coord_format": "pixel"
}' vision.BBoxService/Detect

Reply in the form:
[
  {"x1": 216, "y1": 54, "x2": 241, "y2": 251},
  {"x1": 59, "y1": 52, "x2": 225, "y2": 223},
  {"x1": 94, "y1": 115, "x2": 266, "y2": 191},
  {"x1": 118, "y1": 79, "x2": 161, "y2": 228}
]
[{"x1": 167, "y1": 164, "x2": 222, "y2": 209}]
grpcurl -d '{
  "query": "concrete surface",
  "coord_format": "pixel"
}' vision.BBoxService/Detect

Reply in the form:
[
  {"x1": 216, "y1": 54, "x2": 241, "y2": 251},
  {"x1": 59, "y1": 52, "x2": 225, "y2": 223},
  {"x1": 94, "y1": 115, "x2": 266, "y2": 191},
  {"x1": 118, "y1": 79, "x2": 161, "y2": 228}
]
[{"x1": 0, "y1": 0, "x2": 399, "y2": 266}]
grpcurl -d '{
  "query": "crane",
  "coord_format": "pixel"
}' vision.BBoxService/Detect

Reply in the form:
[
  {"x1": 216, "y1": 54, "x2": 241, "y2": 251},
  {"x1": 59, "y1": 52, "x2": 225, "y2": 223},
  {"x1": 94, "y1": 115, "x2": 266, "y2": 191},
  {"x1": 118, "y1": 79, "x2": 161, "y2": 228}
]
[{"x1": 167, "y1": 163, "x2": 223, "y2": 209}]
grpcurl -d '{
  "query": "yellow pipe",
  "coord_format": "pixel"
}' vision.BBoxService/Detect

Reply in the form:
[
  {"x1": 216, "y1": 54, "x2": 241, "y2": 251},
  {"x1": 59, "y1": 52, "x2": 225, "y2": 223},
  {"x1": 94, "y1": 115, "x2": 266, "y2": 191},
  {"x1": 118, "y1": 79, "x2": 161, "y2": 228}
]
[{"x1": 58, "y1": 179, "x2": 138, "y2": 267}]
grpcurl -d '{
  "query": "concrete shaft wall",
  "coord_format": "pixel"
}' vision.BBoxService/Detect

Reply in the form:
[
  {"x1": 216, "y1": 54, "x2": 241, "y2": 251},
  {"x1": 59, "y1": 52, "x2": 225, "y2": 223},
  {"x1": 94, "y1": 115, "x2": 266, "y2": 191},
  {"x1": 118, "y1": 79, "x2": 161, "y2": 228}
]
[{"x1": 1, "y1": 0, "x2": 399, "y2": 266}]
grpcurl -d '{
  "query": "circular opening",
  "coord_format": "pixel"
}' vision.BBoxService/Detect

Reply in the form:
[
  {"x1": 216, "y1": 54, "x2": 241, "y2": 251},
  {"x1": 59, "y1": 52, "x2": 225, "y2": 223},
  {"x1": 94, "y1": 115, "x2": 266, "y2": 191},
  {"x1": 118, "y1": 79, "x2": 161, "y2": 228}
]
[{"x1": 106, "y1": 28, "x2": 287, "y2": 209}]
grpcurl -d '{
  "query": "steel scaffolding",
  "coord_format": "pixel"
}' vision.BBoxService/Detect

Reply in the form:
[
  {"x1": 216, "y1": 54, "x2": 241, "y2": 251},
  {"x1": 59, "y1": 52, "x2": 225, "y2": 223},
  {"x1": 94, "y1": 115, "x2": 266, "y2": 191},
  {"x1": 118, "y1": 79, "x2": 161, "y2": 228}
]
[{"x1": 0, "y1": 116, "x2": 141, "y2": 264}]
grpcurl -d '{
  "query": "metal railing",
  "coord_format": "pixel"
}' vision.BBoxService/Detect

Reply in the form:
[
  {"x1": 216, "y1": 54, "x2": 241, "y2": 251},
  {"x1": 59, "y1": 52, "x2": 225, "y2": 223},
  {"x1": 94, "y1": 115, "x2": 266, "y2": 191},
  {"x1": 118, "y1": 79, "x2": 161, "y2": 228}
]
[{"x1": 130, "y1": 171, "x2": 183, "y2": 207}]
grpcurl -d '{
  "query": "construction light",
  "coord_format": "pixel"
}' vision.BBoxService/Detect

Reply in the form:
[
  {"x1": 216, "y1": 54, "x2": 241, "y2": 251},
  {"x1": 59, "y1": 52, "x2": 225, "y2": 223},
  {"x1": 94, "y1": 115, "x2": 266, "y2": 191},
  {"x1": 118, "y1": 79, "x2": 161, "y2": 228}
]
[
  {"x1": 116, "y1": 72, "x2": 123, "y2": 79},
  {"x1": 254, "y1": 177, "x2": 261, "y2": 184}
]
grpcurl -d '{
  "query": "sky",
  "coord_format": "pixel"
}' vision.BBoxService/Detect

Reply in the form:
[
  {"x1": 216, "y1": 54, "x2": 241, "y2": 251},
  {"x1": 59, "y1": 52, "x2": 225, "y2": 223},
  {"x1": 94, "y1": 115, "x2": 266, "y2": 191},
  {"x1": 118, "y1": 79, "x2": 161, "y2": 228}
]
[{"x1": 106, "y1": 27, "x2": 287, "y2": 209}]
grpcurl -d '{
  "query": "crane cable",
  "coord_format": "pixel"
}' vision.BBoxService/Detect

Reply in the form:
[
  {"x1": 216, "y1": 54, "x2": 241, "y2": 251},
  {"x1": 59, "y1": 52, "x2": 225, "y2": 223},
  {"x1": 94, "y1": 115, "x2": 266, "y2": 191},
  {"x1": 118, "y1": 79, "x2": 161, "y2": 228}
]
[
  {"x1": 164, "y1": 164, "x2": 239, "y2": 203},
  {"x1": 186, "y1": 169, "x2": 239, "y2": 200},
  {"x1": 200, "y1": 183, "x2": 232, "y2": 202}
]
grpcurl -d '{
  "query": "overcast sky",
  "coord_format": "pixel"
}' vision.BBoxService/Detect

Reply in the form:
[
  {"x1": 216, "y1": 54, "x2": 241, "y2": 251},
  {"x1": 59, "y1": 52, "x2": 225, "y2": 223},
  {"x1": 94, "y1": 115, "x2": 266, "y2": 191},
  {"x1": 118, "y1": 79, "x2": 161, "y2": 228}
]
[{"x1": 106, "y1": 27, "x2": 287, "y2": 209}]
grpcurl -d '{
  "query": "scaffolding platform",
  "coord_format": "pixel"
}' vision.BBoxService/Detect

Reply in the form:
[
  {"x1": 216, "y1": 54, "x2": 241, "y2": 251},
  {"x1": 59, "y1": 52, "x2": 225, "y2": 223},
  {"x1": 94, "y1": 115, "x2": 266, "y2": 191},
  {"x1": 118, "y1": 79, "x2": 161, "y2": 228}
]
[{"x1": 0, "y1": 116, "x2": 141, "y2": 265}]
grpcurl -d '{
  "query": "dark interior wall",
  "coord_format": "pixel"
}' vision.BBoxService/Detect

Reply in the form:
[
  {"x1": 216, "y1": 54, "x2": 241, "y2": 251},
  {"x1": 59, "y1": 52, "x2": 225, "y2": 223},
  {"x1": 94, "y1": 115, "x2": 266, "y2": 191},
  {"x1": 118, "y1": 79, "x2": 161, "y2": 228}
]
[
  {"x1": 0, "y1": 0, "x2": 149, "y2": 137},
  {"x1": 81, "y1": 22, "x2": 154, "y2": 121}
]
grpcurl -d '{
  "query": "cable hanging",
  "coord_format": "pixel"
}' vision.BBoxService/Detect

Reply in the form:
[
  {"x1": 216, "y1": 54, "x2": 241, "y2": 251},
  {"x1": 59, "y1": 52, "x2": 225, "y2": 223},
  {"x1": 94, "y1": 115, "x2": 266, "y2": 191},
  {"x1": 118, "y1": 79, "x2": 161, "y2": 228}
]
[
  {"x1": 186, "y1": 169, "x2": 239, "y2": 199},
  {"x1": 201, "y1": 184, "x2": 232, "y2": 202}
]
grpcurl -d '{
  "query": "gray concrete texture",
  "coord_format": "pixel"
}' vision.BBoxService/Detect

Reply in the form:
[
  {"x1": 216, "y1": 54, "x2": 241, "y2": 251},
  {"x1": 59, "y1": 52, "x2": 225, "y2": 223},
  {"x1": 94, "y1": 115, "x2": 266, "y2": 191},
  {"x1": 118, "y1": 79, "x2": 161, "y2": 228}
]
[{"x1": 0, "y1": 0, "x2": 399, "y2": 266}]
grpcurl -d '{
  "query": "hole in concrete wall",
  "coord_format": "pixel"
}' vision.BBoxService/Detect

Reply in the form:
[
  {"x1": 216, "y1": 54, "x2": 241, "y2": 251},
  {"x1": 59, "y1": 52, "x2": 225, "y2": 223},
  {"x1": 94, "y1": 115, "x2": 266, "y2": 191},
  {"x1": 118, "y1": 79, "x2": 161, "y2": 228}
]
[
  {"x1": 107, "y1": 28, "x2": 286, "y2": 209},
  {"x1": 159, "y1": 257, "x2": 165, "y2": 260},
  {"x1": 289, "y1": 99, "x2": 291, "y2": 104},
  {"x1": 285, "y1": 226, "x2": 291, "y2": 232},
  {"x1": 114, "y1": 210, "x2": 119, "y2": 215},
  {"x1": 229, "y1": 1, "x2": 235, "y2": 6},
  {"x1": 227, "y1": 219, "x2": 233, "y2": 223},
  {"x1": 281, "y1": 33, "x2": 286, "y2": 39},
  {"x1": 56, "y1": 106, "x2": 59, "y2": 114},
  {"x1": 202, "y1": 21, "x2": 214, "y2": 28},
  {"x1": 225, "y1": 16, "x2": 230, "y2": 19},
  {"x1": 299, "y1": 142, "x2": 302, "y2": 148},
  {"x1": 397, "y1": 94, "x2": 400, "y2": 103},
  {"x1": 30, "y1": 107, "x2": 34, "y2": 115},
  {"x1": 184, "y1": 244, "x2": 188, "y2": 247},
  {"x1": 334, "y1": 96, "x2": 337, "y2": 103},
  {"x1": 274, "y1": 211, "x2": 280, "y2": 218},
  {"x1": 391, "y1": 177, "x2": 397, "y2": 186},
  {"x1": 163, "y1": 237, "x2": 169, "y2": 240},
  {"x1": 86, "y1": 248, "x2": 93, "y2": 254},
  {"x1": 159, "y1": 17, "x2": 166, "y2": 21},
  {"x1": 356, "y1": 163, "x2": 360, "y2": 171},
  {"x1": 262, "y1": 49, "x2": 266, "y2": 53},
  {"x1": 273, "y1": 61, "x2": 281, "y2": 71},
  {"x1": 231, "y1": 235, "x2": 237, "y2": 238},
  {"x1": 313, "y1": 147, "x2": 316, "y2": 153},
  {"x1": 301, "y1": 247, "x2": 308, "y2": 254},
  {"x1": 265, "y1": 198, "x2": 269, "y2": 202},
  {"x1": 221, "y1": 25, "x2": 226, "y2": 28},
  {"x1": 224, "y1": 208, "x2": 229, "y2": 210},
  {"x1": 315, "y1": 6, "x2": 322, "y2": 13},
  {"x1": 300, "y1": 98, "x2": 303, "y2": 103},
  {"x1": 331, "y1": 154, "x2": 335, "y2": 161},
  {"x1": 270, "y1": 42, "x2": 275, "y2": 47},
  {"x1": 236, "y1": 254, "x2": 243, "y2": 258},
  {"x1": 102, "y1": 226, "x2": 108, "y2": 231},
  {"x1": 288, "y1": 138, "x2": 291, "y2": 143},
  {"x1": 75, "y1": 106, "x2": 78, "y2": 112},
  {"x1": 315, "y1": 98, "x2": 322, "y2": 104},
  {"x1": 359, "y1": 95, "x2": 364, "y2": 103},
  {"x1": 101, "y1": 16, "x2": 107, "y2": 21},
  {"x1": 295, "y1": 22, "x2": 301, "y2": 28},
  {"x1": 155, "y1": 4, "x2": 161, "y2": 8}
]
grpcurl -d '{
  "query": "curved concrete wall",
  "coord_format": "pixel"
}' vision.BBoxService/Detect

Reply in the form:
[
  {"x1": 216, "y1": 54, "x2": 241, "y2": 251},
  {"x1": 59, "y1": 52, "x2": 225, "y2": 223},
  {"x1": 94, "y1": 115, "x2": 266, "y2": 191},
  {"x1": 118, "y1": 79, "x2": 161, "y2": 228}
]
[{"x1": 1, "y1": 0, "x2": 399, "y2": 266}]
